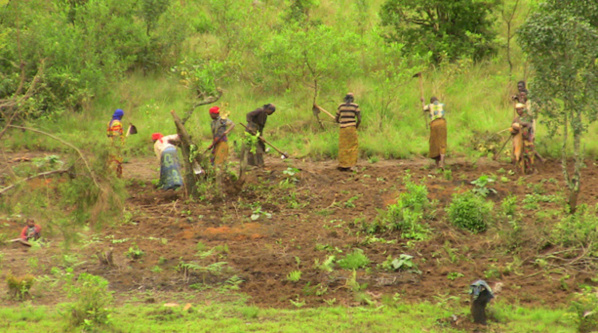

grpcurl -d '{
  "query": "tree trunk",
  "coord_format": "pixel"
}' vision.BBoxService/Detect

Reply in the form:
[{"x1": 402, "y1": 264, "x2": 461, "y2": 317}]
[
  {"x1": 170, "y1": 110, "x2": 203, "y2": 197},
  {"x1": 569, "y1": 110, "x2": 583, "y2": 213}
]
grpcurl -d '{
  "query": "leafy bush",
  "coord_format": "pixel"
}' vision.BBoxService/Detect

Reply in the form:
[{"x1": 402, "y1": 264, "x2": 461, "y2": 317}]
[
  {"x1": 6, "y1": 274, "x2": 34, "y2": 300},
  {"x1": 337, "y1": 249, "x2": 370, "y2": 270},
  {"x1": 447, "y1": 190, "x2": 493, "y2": 233},
  {"x1": 367, "y1": 176, "x2": 433, "y2": 240},
  {"x1": 570, "y1": 286, "x2": 598, "y2": 333},
  {"x1": 501, "y1": 194, "x2": 518, "y2": 218},
  {"x1": 552, "y1": 204, "x2": 598, "y2": 249},
  {"x1": 65, "y1": 273, "x2": 114, "y2": 331}
]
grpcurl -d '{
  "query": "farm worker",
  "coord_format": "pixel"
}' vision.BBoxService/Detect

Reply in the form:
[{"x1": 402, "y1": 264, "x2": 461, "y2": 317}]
[
  {"x1": 510, "y1": 103, "x2": 535, "y2": 174},
  {"x1": 207, "y1": 106, "x2": 235, "y2": 166},
  {"x1": 335, "y1": 92, "x2": 361, "y2": 171},
  {"x1": 20, "y1": 218, "x2": 41, "y2": 241},
  {"x1": 106, "y1": 108, "x2": 125, "y2": 177},
  {"x1": 512, "y1": 80, "x2": 534, "y2": 138},
  {"x1": 421, "y1": 96, "x2": 447, "y2": 169},
  {"x1": 151, "y1": 133, "x2": 184, "y2": 190},
  {"x1": 512, "y1": 80, "x2": 529, "y2": 102},
  {"x1": 244, "y1": 103, "x2": 276, "y2": 167}
]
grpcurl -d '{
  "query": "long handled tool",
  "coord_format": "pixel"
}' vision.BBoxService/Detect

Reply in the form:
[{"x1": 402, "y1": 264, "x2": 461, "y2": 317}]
[
  {"x1": 9, "y1": 238, "x2": 31, "y2": 247},
  {"x1": 413, "y1": 72, "x2": 429, "y2": 130},
  {"x1": 493, "y1": 134, "x2": 512, "y2": 161},
  {"x1": 203, "y1": 136, "x2": 224, "y2": 154},
  {"x1": 312, "y1": 103, "x2": 336, "y2": 120},
  {"x1": 239, "y1": 123, "x2": 290, "y2": 159}
]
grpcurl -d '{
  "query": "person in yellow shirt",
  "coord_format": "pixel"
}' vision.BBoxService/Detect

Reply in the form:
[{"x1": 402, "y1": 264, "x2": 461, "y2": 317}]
[
  {"x1": 421, "y1": 97, "x2": 447, "y2": 169},
  {"x1": 106, "y1": 109, "x2": 125, "y2": 177}
]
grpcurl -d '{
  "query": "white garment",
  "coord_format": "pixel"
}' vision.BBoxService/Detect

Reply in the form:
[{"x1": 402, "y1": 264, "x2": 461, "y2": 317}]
[{"x1": 153, "y1": 134, "x2": 179, "y2": 161}]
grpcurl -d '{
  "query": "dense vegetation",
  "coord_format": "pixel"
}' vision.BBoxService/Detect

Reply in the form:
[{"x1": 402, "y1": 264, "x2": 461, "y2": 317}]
[
  {"x1": 3, "y1": 0, "x2": 597, "y2": 160},
  {"x1": 3, "y1": 1, "x2": 598, "y2": 332}
]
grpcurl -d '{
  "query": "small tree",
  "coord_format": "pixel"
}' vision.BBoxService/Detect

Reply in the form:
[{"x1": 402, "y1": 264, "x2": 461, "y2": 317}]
[
  {"x1": 518, "y1": 1, "x2": 598, "y2": 213},
  {"x1": 499, "y1": 0, "x2": 521, "y2": 78}
]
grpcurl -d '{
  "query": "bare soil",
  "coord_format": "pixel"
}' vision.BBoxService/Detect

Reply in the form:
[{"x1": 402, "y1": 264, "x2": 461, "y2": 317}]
[{"x1": 2, "y1": 152, "x2": 598, "y2": 317}]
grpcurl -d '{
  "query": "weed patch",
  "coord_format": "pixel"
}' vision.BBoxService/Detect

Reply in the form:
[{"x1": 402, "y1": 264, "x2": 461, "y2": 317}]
[
  {"x1": 447, "y1": 190, "x2": 493, "y2": 233},
  {"x1": 337, "y1": 249, "x2": 370, "y2": 270}
]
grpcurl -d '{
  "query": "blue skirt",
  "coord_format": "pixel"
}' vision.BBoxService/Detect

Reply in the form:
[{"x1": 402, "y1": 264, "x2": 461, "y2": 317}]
[{"x1": 159, "y1": 147, "x2": 183, "y2": 190}]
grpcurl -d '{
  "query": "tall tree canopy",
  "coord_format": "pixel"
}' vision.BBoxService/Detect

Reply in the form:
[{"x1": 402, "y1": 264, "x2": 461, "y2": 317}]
[{"x1": 379, "y1": 0, "x2": 500, "y2": 63}]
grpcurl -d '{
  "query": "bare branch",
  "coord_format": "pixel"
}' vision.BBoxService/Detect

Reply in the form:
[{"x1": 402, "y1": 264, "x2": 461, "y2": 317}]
[
  {"x1": 181, "y1": 88, "x2": 223, "y2": 125},
  {"x1": 0, "y1": 168, "x2": 70, "y2": 196},
  {"x1": 6, "y1": 125, "x2": 100, "y2": 189}
]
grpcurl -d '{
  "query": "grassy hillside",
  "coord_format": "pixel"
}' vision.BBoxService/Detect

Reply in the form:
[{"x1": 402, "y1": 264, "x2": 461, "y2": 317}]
[{"x1": 3, "y1": 0, "x2": 597, "y2": 160}]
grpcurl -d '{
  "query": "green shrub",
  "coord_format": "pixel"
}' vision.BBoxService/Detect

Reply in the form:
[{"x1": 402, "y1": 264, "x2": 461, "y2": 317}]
[
  {"x1": 65, "y1": 273, "x2": 114, "y2": 331},
  {"x1": 501, "y1": 194, "x2": 518, "y2": 217},
  {"x1": 337, "y1": 249, "x2": 370, "y2": 270},
  {"x1": 286, "y1": 270, "x2": 302, "y2": 283},
  {"x1": 447, "y1": 190, "x2": 493, "y2": 233},
  {"x1": 552, "y1": 204, "x2": 598, "y2": 249},
  {"x1": 6, "y1": 274, "x2": 34, "y2": 300},
  {"x1": 367, "y1": 176, "x2": 433, "y2": 240},
  {"x1": 570, "y1": 286, "x2": 598, "y2": 333}
]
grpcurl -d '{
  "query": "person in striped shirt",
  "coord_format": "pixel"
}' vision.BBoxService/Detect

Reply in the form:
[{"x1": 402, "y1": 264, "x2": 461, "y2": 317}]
[{"x1": 335, "y1": 93, "x2": 361, "y2": 171}]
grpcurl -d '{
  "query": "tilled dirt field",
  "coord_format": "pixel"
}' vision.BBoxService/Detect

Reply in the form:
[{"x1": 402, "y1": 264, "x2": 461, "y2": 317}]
[{"x1": 2, "y1": 153, "x2": 598, "y2": 316}]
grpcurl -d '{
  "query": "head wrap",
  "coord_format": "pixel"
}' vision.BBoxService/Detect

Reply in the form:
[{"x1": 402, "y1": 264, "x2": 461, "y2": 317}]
[
  {"x1": 515, "y1": 103, "x2": 525, "y2": 109},
  {"x1": 112, "y1": 109, "x2": 124, "y2": 120},
  {"x1": 151, "y1": 133, "x2": 164, "y2": 141},
  {"x1": 209, "y1": 106, "x2": 220, "y2": 114}
]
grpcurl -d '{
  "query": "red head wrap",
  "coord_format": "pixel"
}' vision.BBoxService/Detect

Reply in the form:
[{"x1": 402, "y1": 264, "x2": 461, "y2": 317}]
[
  {"x1": 209, "y1": 106, "x2": 220, "y2": 114},
  {"x1": 151, "y1": 133, "x2": 164, "y2": 141}
]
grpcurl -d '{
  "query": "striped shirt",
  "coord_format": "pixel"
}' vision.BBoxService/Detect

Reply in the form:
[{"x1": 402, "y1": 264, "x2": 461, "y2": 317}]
[{"x1": 336, "y1": 103, "x2": 360, "y2": 128}]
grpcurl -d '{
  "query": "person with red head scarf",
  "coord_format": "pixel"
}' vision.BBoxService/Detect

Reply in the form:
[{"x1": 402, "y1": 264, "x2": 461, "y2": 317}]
[
  {"x1": 207, "y1": 106, "x2": 235, "y2": 167},
  {"x1": 151, "y1": 132, "x2": 183, "y2": 190},
  {"x1": 107, "y1": 109, "x2": 125, "y2": 177}
]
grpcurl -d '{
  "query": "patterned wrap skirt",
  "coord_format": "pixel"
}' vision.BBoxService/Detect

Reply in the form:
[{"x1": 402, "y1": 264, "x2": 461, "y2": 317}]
[
  {"x1": 159, "y1": 147, "x2": 183, "y2": 190},
  {"x1": 338, "y1": 126, "x2": 358, "y2": 168},
  {"x1": 429, "y1": 118, "x2": 447, "y2": 159},
  {"x1": 212, "y1": 141, "x2": 229, "y2": 166}
]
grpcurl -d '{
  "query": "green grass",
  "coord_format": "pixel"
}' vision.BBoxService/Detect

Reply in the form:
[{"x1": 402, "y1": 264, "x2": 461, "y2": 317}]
[
  {"x1": 0, "y1": 300, "x2": 576, "y2": 333},
  {"x1": 6, "y1": 60, "x2": 597, "y2": 161}
]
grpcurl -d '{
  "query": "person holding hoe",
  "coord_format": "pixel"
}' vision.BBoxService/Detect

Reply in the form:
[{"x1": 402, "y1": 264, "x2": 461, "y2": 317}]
[
  {"x1": 244, "y1": 103, "x2": 276, "y2": 167},
  {"x1": 336, "y1": 92, "x2": 361, "y2": 171},
  {"x1": 510, "y1": 103, "x2": 535, "y2": 174},
  {"x1": 207, "y1": 106, "x2": 235, "y2": 167},
  {"x1": 421, "y1": 96, "x2": 447, "y2": 169}
]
